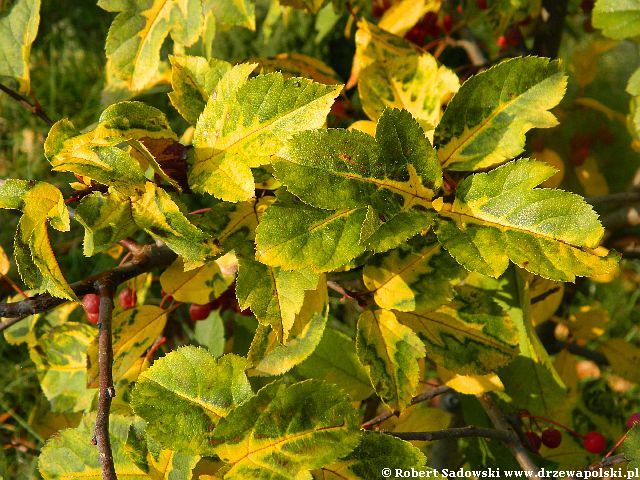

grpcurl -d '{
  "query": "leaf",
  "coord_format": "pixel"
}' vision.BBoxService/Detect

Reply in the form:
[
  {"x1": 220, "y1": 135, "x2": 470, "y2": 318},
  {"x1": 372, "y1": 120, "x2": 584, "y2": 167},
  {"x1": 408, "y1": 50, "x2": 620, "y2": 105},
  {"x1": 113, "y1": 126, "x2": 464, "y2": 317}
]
[
  {"x1": 592, "y1": 0, "x2": 640, "y2": 40},
  {"x1": 438, "y1": 368, "x2": 505, "y2": 394},
  {"x1": 148, "y1": 449, "x2": 201, "y2": 480},
  {"x1": 279, "y1": 0, "x2": 327, "y2": 13},
  {"x1": 236, "y1": 257, "x2": 319, "y2": 342},
  {"x1": 87, "y1": 305, "x2": 168, "y2": 388},
  {"x1": 0, "y1": 179, "x2": 74, "y2": 299},
  {"x1": 74, "y1": 189, "x2": 137, "y2": 256},
  {"x1": 396, "y1": 284, "x2": 520, "y2": 375},
  {"x1": 205, "y1": 0, "x2": 255, "y2": 29},
  {"x1": 247, "y1": 278, "x2": 328, "y2": 375},
  {"x1": 190, "y1": 70, "x2": 341, "y2": 202},
  {"x1": 365, "y1": 209, "x2": 437, "y2": 254},
  {"x1": 356, "y1": 309, "x2": 425, "y2": 411},
  {"x1": 297, "y1": 328, "x2": 374, "y2": 402},
  {"x1": 29, "y1": 322, "x2": 96, "y2": 413},
  {"x1": 0, "y1": 245, "x2": 9, "y2": 275},
  {"x1": 622, "y1": 424, "x2": 640, "y2": 469},
  {"x1": 347, "y1": 19, "x2": 420, "y2": 89},
  {"x1": 194, "y1": 310, "x2": 225, "y2": 357},
  {"x1": 253, "y1": 53, "x2": 342, "y2": 85},
  {"x1": 99, "y1": 0, "x2": 203, "y2": 91},
  {"x1": 274, "y1": 108, "x2": 442, "y2": 213},
  {"x1": 254, "y1": 198, "x2": 371, "y2": 272},
  {"x1": 131, "y1": 182, "x2": 220, "y2": 268},
  {"x1": 435, "y1": 159, "x2": 618, "y2": 281},
  {"x1": 363, "y1": 238, "x2": 464, "y2": 312},
  {"x1": 131, "y1": 347, "x2": 253, "y2": 455},
  {"x1": 160, "y1": 254, "x2": 237, "y2": 304},
  {"x1": 39, "y1": 414, "x2": 148, "y2": 479},
  {"x1": 377, "y1": 0, "x2": 440, "y2": 36},
  {"x1": 168, "y1": 55, "x2": 232, "y2": 125},
  {"x1": 435, "y1": 57, "x2": 567, "y2": 171},
  {"x1": 598, "y1": 338, "x2": 640, "y2": 384},
  {"x1": 315, "y1": 431, "x2": 427, "y2": 479},
  {"x1": 0, "y1": 0, "x2": 40, "y2": 93},
  {"x1": 211, "y1": 379, "x2": 361, "y2": 480},
  {"x1": 359, "y1": 52, "x2": 459, "y2": 135}
]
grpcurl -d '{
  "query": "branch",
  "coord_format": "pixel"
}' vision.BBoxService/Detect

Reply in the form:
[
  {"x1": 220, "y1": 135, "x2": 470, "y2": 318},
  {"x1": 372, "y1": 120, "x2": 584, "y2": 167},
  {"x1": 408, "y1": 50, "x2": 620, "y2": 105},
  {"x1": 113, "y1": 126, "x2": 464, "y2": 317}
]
[
  {"x1": 94, "y1": 284, "x2": 116, "y2": 480},
  {"x1": 0, "y1": 83, "x2": 54, "y2": 127},
  {"x1": 589, "y1": 454, "x2": 628, "y2": 470},
  {"x1": 532, "y1": 0, "x2": 569, "y2": 58},
  {"x1": 388, "y1": 426, "x2": 514, "y2": 443},
  {"x1": 478, "y1": 394, "x2": 541, "y2": 479},
  {"x1": 117, "y1": 238, "x2": 144, "y2": 258},
  {"x1": 361, "y1": 385, "x2": 451, "y2": 429},
  {"x1": 0, "y1": 243, "x2": 176, "y2": 331}
]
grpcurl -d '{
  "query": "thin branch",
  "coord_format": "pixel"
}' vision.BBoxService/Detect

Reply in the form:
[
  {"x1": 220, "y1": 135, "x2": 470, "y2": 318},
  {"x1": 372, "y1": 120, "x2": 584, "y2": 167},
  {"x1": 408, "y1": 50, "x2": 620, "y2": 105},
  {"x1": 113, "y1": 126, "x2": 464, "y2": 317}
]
[
  {"x1": 478, "y1": 394, "x2": 541, "y2": 479},
  {"x1": 388, "y1": 426, "x2": 514, "y2": 443},
  {"x1": 0, "y1": 243, "x2": 176, "y2": 331},
  {"x1": 361, "y1": 385, "x2": 451, "y2": 429},
  {"x1": 0, "y1": 83, "x2": 54, "y2": 127},
  {"x1": 117, "y1": 238, "x2": 144, "y2": 258},
  {"x1": 94, "y1": 284, "x2": 116, "y2": 480},
  {"x1": 588, "y1": 191, "x2": 640, "y2": 206},
  {"x1": 589, "y1": 454, "x2": 628, "y2": 470}
]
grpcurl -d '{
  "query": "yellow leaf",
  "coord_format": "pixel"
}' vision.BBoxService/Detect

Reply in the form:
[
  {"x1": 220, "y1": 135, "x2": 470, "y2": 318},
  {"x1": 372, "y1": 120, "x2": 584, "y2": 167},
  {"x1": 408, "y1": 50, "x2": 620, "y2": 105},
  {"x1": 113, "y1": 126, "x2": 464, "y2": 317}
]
[
  {"x1": 437, "y1": 366, "x2": 504, "y2": 394},
  {"x1": 575, "y1": 155, "x2": 609, "y2": 196},
  {"x1": 532, "y1": 148, "x2": 565, "y2": 188},
  {"x1": 0, "y1": 245, "x2": 9, "y2": 275},
  {"x1": 378, "y1": 0, "x2": 441, "y2": 36},
  {"x1": 568, "y1": 305, "x2": 609, "y2": 341}
]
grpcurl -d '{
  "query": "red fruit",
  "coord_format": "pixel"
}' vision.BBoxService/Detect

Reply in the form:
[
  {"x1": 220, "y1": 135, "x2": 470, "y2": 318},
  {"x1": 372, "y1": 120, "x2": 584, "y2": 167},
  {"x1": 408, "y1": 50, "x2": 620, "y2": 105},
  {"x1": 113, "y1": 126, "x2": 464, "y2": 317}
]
[
  {"x1": 189, "y1": 303, "x2": 212, "y2": 321},
  {"x1": 405, "y1": 24, "x2": 427, "y2": 45},
  {"x1": 456, "y1": 5, "x2": 463, "y2": 14},
  {"x1": 82, "y1": 293, "x2": 100, "y2": 314},
  {"x1": 497, "y1": 35, "x2": 507, "y2": 49},
  {"x1": 443, "y1": 14, "x2": 453, "y2": 34},
  {"x1": 541, "y1": 429, "x2": 562, "y2": 449},
  {"x1": 87, "y1": 312, "x2": 100, "y2": 325},
  {"x1": 627, "y1": 413, "x2": 640, "y2": 430},
  {"x1": 118, "y1": 288, "x2": 136, "y2": 309},
  {"x1": 506, "y1": 27, "x2": 522, "y2": 46},
  {"x1": 525, "y1": 432, "x2": 542, "y2": 452},
  {"x1": 583, "y1": 432, "x2": 606, "y2": 454},
  {"x1": 477, "y1": 0, "x2": 487, "y2": 9}
]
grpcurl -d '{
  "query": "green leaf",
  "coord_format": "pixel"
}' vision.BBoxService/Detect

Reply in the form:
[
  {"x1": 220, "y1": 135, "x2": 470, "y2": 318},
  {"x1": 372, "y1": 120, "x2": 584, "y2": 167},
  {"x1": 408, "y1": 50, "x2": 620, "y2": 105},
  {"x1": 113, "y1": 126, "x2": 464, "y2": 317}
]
[
  {"x1": 190, "y1": 70, "x2": 341, "y2": 202},
  {"x1": 131, "y1": 183, "x2": 220, "y2": 269},
  {"x1": 0, "y1": 179, "x2": 74, "y2": 300},
  {"x1": 248, "y1": 279, "x2": 328, "y2": 375},
  {"x1": 99, "y1": 0, "x2": 203, "y2": 91},
  {"x1": 87, "y1": 305, "x2": 168, "y2": 388},
  {"x1": 159, "y1": 255, "x2": 236, "y2": 304},
  {"x1": 622, "y1": 424, "x2": 640, "y2": 469},
  {"x1": 275, "y1": 108, "x2": 442, "y2": 213},
  {"x1": 435, "y1": 57, "x2": 567, "y2": 171},
  {"x1": 194, "y1": 310, "x2": 225, "y2": 357},
  {"x1": 131, "y1": 347, "x2": 253, "y2": 455},
  {"x1": 593, "y1": 0, "x2": 640, "y2": 40},
  {"x1": 168, "y1": 55, "x2": 232, "y2": 125},
  {"x1": 315, "y1": 431, "x2": 427, "y2": 479},
  {"x1": 356, "y1": 309, "x2": 425, "y2": 411},
  {"x1": 435, "y1": 159, "x2": 618, "y2": 281},
  {"x1": 396, "y1": 282, "x2": 520, "y2": 375},
  {"x1": 74, "y1": 189, "x2": 137, "y2": 256},
  {"x1": 29, "y1": 322, "x2": 96, "y2": 413},
  {"x1": 39, "y1": 414, "x2": 148, "y2": 479},
  {"x1": 255, "y1": 198, "x2": 371, "y2": 272},
  {"x1": 363, "y1": 238, "x2": 464, "y2": 312},
  {"x1": 236, "y1": 257, "x2": 319, "y2": 342},
  {"x1": 365, "y1": 209, "x2": 437, "y2": 254},
  {"x1": 297, "y1": 328, "x2": 374, "y2": 402},
  {"x1": 205, "y1": 0, "x2": 255, "y2": 29},
  {"x1": 211, "y1": 379, "x2": 360, "y2": 480},
  {"x1": 359, "y1": 52, "x2": 459, "y2": 134},
  {"x1": 0, "y1": 0, "x2": 40, "y2": 93}
]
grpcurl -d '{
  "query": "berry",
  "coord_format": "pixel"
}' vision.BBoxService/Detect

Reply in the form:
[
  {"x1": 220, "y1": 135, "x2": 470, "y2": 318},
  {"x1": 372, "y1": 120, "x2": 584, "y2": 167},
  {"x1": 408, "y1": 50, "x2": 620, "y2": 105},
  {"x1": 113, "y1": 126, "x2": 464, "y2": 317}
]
[
  {"x1": 627, "y1": 413, "x2": 640, "y2": 430},
  {"x1": 443, "y1": 14, "x2": 453, "y2": 34},
  {"x1": 583, "y1": 431, "x2": 606, "y2": 454},
  {"x1": 118, "y1": 288, "x2": 136, "y2": 309},
  {"x1": 82, "y1": 293, "x2": 100, "y2": 314},
  {"x1": 525, "y1": 432, "x2": 542, "y2": 452},
  {"x1": 405, "y1": 24, "x2": 427, "y2": 45},
  {"x1": 87, "y1": 312, "x2": 100, "y2": 325},
  {"x1": 506, "y1": 27, "x2": 522, "y2": 47},
  {"x1": 541, "y1": 428, "x2": 562, "y2": 449},
  {"x1": 497, "y1": 35, "x2": 507, "y2": 49},
  {"x1": 189, "y1": 303, "x2": 212, "y2": 321},
  {"x1": 477, "y1": 0, "x2": 487, "y2": 9}
]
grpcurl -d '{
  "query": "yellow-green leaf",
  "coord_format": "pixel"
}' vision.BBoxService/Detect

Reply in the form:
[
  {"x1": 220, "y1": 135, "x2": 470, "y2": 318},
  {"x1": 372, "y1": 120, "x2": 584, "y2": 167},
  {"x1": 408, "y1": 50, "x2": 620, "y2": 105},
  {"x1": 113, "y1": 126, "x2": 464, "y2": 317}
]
[{"x1": 0, "y1": 0, "x2": 40, "y2": 93}]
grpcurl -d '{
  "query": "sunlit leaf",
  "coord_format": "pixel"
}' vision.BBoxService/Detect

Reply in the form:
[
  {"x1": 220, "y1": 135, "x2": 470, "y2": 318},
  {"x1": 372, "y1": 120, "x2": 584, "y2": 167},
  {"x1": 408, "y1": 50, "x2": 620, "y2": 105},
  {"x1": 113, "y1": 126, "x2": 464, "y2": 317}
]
[{"x1": 0, "y1": 0, "x2": 40, "y2": 93}]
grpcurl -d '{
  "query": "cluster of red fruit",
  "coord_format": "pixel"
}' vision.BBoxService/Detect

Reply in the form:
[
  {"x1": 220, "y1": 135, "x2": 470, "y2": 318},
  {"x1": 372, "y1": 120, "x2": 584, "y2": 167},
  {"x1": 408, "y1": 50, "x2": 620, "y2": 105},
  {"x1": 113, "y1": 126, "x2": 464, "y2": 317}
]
[
  {"x1": 521, "y1": 412, "x2": 640, "y2": 455},
  {"x1": 82, "y1": 288, "x2": 136, "y2": 324}
]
